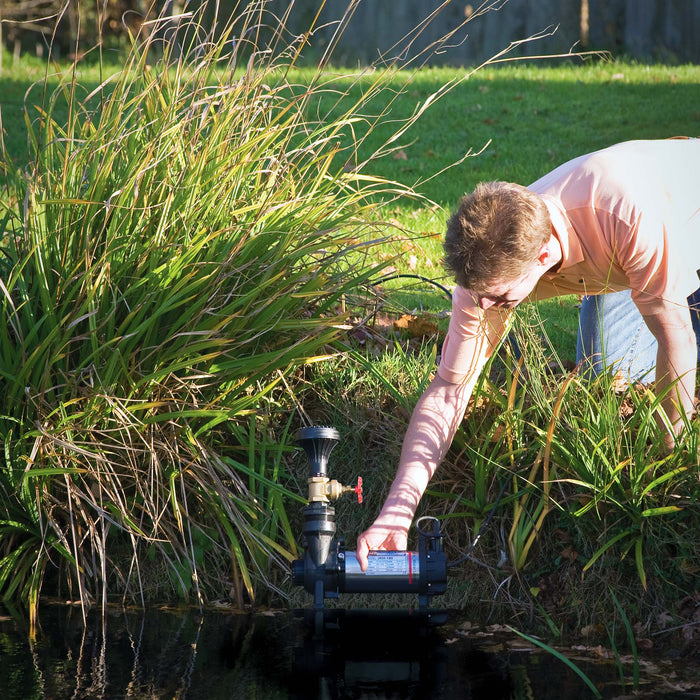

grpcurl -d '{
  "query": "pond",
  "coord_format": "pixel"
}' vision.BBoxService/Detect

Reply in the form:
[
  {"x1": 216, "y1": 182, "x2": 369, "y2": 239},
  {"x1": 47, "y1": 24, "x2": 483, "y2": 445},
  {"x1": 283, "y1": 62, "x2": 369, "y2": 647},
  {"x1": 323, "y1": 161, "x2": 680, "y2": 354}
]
[{"x1": 0, "y1": 603, "x2": 698, "y2": 699}]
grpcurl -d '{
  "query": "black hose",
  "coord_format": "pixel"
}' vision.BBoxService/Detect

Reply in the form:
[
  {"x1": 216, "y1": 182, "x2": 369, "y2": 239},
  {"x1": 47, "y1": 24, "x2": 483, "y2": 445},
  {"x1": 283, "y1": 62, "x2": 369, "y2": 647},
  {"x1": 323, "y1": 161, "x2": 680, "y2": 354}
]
[
  {"x1": 372, "y1": 273, "x2": 453, "y2": 302},
  {"x1": 446, "y1": 478, "x2": 509, "y2": 569}
]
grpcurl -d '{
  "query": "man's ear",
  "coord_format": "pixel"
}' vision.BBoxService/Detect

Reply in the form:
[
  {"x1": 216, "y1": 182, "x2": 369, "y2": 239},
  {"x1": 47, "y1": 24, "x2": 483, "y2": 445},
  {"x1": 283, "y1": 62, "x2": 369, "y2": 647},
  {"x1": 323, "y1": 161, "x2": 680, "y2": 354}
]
[
  {"x1": 536, "y1": 242, "x2": 551, "y2": 267},
  {"x1": 536, "y1": 236, "x2": 557, "y2": 268}
]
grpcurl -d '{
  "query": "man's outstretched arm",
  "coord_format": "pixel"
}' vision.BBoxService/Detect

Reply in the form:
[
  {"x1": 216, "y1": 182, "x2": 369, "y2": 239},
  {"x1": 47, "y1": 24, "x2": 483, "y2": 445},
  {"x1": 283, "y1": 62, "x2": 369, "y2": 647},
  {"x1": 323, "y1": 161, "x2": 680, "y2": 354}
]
[
  {"x1": 355, "y1": 290, "x2": 512, "y2": 571},
  {"x1": 355, "y1": 374, "x2": 472, "y2": 570}
]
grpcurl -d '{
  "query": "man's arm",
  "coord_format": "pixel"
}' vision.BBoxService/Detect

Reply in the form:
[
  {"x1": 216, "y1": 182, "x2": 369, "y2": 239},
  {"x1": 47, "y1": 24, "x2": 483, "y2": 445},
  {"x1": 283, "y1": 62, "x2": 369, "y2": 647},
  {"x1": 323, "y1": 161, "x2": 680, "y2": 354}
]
[
  {"x1": 641, "y1": 301, "x2": 697, "y2": 442},
  {"x1": 355, "y1": 374, "x2": 473, "y2": 570},
  {"x1": 355, "y1": 287, "x2": 511, "y2": 571}
]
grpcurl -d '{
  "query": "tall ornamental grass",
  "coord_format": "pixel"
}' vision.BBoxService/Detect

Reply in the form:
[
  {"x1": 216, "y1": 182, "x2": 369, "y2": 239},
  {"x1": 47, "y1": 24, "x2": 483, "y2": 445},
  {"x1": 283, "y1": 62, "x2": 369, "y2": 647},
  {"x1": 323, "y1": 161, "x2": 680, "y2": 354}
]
[
  {"x1": 311, "y1": 303, "x2": 698, "y2": 634},
  {"x1": 0, "y1": 1, "x2": 452, "y2": 621},
  {"x1": 414, "y1": 306, "x2": 700, "y2": 626}
]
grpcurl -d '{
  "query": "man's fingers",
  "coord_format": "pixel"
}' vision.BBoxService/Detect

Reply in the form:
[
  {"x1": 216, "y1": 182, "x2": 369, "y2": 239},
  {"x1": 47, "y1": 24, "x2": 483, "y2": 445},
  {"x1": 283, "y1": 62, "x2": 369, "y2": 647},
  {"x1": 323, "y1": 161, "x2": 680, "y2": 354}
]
[{"x1": 356, "y1": 537, "x2": 369, "y2": 571}]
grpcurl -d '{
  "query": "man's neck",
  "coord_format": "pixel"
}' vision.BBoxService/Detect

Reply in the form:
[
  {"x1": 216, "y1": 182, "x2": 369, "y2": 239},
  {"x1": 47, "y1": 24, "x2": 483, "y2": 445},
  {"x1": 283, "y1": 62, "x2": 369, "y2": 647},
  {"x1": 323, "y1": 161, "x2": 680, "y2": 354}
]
[{"x1": 544, "y1": 231, "x2": 564, "y2": 275}]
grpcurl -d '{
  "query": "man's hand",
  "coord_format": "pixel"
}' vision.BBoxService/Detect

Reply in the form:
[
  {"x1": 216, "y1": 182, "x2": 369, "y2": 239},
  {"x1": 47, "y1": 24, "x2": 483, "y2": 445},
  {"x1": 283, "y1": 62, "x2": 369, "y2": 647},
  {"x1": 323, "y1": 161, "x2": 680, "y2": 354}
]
[{"x1": 356, "y1": 519, "x2": 410, "y2": 571}]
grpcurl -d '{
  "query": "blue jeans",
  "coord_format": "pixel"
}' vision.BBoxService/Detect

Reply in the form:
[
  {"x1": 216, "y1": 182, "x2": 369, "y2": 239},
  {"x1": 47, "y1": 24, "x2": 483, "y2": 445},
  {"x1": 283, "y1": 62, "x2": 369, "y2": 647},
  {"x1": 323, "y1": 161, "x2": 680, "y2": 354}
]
[{"x1": 576, "y1": 285, "x2": 700, "y2": 382}]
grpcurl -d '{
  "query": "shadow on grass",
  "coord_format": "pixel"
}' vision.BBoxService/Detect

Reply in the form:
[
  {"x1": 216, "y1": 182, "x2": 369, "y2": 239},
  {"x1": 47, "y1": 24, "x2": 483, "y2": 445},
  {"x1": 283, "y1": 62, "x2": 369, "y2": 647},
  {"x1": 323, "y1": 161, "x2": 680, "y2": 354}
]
[{"x1": 3, "y1": 62, "x2": 700, "y2": 201}]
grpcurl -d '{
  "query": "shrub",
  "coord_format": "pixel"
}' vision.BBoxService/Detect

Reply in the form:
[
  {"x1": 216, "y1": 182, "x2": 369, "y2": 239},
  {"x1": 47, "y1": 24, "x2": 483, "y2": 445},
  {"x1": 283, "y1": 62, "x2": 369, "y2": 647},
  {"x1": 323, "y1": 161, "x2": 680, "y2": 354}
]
[{"x1": 0, "y1": 1, "x2": 434, "y2": 621}]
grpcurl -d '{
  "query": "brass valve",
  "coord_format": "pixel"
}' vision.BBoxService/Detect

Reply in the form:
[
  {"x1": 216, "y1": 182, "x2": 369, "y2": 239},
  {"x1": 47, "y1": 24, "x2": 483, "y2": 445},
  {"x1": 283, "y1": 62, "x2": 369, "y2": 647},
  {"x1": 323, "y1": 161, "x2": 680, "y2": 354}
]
[{"x1": 307, "y1": 475, "x2": 363, "y2": 503}]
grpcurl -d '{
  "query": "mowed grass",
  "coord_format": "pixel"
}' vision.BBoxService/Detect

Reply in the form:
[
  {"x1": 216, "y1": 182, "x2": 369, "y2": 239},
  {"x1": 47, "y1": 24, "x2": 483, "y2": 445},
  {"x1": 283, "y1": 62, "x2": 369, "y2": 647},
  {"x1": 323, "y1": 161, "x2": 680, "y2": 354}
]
[
  {"x1": 356, "y1": 59, "x2": 700, "y2": 272},
  {"x1": 303, "y1": 60, "x2": 700, "y2": 358},
  {"x1": 2, "y1": 58, "x2": 699, "y2": 361},
  {"x1": 5, "y1": 59, "x2": 699, "y2": 198},
  {"x1": 4, "y1": 58, "x2": 699, "y2": 208}
]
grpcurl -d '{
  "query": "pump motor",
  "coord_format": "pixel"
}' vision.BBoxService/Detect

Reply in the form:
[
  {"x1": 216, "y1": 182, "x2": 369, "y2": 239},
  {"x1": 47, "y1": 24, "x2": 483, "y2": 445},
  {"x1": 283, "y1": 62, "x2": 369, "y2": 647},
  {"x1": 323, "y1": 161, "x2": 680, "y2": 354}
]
[{"x1": 292, "y1": 426, "x2": 448, "y2": 611}]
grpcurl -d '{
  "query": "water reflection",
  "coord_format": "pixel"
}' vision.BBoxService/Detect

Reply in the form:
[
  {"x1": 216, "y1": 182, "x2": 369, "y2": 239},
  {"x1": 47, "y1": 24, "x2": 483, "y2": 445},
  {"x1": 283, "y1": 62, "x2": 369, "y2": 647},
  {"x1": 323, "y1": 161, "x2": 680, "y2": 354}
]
[
  {"x1": 291, "y1": 610, "x2": 514, "y2": 699},
  {"x1": 0, "y1": 603, "x2": 675, "y2": 699}
]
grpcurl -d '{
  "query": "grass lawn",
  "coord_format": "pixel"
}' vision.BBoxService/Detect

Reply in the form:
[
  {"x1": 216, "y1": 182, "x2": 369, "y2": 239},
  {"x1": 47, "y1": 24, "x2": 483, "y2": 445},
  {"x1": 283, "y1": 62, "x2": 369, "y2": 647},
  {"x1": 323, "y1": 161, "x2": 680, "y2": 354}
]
[{"x1": 307, "y1": 60, "x2": 700, "y2": 359}]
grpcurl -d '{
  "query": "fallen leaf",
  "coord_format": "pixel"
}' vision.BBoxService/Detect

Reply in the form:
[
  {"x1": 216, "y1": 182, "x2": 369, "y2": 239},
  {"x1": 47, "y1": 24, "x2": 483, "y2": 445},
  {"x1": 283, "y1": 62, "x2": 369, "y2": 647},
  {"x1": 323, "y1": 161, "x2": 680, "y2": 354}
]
[
  {"x1": 393, "y1": 314, "x2": 413, "y2": 330},
  {"x1": 656, "y1": 611, "x2": 673, "y2": 628},
  {"x1": 612, "y1": 370, "x2": 629, "y2": 393},
  {"x1": 591, "y1": 645, "x2": 613, "y2": 659},
  {"x1": 393, "y1": 314, "x2": 439, "y2": 338},
  {"x1": 554, "y1": 528, "x2": 573, "y2": 543}
]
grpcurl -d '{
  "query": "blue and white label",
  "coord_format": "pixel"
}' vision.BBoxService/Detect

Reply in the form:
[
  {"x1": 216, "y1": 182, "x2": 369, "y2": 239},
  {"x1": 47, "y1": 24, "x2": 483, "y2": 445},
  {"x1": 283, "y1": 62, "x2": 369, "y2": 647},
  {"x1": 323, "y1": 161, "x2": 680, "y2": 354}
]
[{"x1": 366, "y1": 551, "x2": 418, "y2": 577}]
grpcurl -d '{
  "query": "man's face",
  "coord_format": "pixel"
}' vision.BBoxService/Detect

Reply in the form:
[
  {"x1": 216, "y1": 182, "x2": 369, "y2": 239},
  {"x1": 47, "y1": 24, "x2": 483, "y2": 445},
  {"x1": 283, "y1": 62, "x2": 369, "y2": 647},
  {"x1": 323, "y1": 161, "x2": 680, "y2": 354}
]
[{"x1": 473, "y1": 262, "x2": 543, "y2": 310}]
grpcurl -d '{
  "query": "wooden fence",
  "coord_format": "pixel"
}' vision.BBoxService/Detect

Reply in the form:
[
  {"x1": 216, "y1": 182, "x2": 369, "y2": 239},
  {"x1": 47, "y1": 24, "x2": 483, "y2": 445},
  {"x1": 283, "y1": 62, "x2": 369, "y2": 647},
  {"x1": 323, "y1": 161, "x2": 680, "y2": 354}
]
[
  {"x1": 263, "y1": 0, "x2": 700, "y2": 65},
  {"x1": 2, "y1": 0, "x2": 699, "y2": 64}
]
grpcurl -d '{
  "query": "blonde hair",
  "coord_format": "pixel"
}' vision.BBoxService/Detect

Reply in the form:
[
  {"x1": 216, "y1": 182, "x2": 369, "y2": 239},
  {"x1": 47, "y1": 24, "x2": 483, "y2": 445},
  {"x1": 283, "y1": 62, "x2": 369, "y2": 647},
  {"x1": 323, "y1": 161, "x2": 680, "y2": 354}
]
[{"x1": 443, "y1": 181, "x2": 551, "y2": 293}]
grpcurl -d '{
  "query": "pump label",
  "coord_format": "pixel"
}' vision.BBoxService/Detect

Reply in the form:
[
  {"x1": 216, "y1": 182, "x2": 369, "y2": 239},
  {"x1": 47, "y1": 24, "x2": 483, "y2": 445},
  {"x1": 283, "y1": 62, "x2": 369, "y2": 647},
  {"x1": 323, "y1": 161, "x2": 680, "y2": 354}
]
[{"x1": 366, "y1": 552, "x2": 417, "y2": 580}]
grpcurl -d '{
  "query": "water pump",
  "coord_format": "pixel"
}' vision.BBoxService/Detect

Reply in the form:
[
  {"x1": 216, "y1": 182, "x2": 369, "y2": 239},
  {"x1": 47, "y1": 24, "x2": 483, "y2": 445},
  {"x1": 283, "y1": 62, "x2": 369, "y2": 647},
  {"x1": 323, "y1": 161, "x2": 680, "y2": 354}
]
[{"x1": 292, "y1": 426, "x2": 448, "y2": 611}]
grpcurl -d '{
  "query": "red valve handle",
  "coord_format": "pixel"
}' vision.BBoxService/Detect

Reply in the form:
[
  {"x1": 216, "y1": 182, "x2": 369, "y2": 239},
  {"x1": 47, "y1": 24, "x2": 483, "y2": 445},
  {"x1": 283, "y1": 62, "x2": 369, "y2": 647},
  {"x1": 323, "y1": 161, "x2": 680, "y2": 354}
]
[{"x1": 354, "y1": 476, "x2": 363, "y2": 504}]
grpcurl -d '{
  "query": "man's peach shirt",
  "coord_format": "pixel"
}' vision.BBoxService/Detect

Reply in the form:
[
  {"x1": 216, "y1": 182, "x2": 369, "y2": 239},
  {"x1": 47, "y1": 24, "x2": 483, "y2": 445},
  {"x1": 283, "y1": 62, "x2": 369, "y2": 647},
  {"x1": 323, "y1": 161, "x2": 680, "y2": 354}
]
[{"x1": 438, "y1": 139, "x2": 700, "y2": 384}]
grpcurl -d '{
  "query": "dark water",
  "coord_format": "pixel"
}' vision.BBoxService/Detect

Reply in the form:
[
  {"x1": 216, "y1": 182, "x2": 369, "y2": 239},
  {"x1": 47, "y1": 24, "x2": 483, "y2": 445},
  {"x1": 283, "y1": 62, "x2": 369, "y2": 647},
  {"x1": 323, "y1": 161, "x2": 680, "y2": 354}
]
[{"x1": 0, "y1": 604, "x2": 698, "y2": 699}]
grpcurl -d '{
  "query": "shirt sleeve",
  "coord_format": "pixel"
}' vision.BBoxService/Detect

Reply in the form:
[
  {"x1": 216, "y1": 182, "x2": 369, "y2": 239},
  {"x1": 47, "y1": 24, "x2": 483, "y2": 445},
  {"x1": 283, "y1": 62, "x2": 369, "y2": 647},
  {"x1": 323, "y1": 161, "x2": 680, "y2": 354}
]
[
  {"x1": 586, "y1": 149, "x2": 700, "y2": 312},
  {"x1": 610, "y1": 205, "x2": 697, "y2": 313},
  {"x1": 437, "y1": 285, "x2": 512, "y2": 385}
]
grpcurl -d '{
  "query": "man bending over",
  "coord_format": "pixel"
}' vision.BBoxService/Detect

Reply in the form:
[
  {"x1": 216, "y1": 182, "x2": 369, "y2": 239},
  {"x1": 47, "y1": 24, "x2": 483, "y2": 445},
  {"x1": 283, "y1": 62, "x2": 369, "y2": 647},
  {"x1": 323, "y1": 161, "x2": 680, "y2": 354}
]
[{"x1": 356, "y1": 138, "x2": 700, "y2": 570}]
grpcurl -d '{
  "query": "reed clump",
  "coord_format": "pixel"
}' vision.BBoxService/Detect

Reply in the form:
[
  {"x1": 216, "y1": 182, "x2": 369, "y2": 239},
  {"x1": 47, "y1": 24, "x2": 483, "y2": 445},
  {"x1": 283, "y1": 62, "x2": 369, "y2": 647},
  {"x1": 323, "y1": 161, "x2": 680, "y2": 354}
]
[{"x1": 0, "y1": 1, "x2": 445, "y2": 621}]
